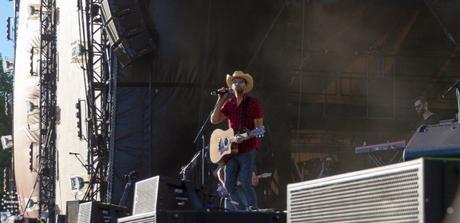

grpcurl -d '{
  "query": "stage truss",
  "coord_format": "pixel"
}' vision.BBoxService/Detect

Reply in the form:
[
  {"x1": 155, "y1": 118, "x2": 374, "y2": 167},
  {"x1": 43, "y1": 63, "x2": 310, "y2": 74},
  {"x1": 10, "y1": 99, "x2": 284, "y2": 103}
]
[
  {"x1": 38, "y1": 0, "x2": 57, "y2": 221},
  {"x1": 78, "y1": 0, "x2": 114, "y2": 202}
]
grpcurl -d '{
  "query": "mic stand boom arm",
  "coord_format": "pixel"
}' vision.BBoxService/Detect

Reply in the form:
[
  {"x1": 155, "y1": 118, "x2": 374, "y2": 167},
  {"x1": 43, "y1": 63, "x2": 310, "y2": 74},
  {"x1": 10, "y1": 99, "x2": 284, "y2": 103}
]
[
  {"x1": 441, "y1": 79, "x2": 460, "y2": 99},
  {"x1": 193, "y1": 110, "x2": 212, "y2": 144},
  {"x1": 179, "y1": 149, "x2": 202, "y2": 180},
  {"x1": 69, "y1": 152, "x2": 90, "y2": 172},
  {"x1": 180, "y1": 110, "x2": 212, "y2": 182},
  {"x1": 441, "y1": 79, "x2": 460, "y2": 123}
]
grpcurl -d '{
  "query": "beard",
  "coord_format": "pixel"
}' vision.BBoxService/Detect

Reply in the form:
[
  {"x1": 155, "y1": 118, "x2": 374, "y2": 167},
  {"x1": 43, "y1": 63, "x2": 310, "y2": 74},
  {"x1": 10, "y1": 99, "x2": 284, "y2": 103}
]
[
  {"x1": 235, "y1": 87, "x2": 244, "y2": 94},
  {"x1": 416, "y1": 108, "x2": 425, "y2": 116}
]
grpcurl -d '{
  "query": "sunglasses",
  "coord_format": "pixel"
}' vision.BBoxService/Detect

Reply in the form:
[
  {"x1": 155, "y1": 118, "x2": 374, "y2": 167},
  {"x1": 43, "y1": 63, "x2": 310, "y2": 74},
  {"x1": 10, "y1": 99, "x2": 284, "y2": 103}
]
[{"x1": 232, "y1": 79, "x2": 246, "y2": 84}]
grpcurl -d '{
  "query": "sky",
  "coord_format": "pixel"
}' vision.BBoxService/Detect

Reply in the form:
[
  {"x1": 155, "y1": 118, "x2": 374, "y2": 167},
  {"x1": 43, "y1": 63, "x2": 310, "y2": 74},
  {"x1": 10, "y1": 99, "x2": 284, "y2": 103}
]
[{"x1": 0, "y1": 0, "x2": 14, "y2": 59}]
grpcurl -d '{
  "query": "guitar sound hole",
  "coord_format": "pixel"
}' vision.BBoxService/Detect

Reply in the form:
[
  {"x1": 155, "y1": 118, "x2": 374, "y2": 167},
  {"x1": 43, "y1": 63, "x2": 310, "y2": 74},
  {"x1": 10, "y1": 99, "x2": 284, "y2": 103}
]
[{"x1": 218, "y1": 139, "x2": 223, "y2": 150}]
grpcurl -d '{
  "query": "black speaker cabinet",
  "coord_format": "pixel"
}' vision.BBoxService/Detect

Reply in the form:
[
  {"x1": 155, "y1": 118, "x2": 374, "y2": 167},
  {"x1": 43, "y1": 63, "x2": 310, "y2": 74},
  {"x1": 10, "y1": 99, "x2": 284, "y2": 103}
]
[
  {"x1": 101, "y1": 0, "x2": 158, "y2": 66},
  {"x1": 77, "y1": 201, "x2": 128, "y2": 223},
  {"x1": 404, "y1": 122, "x2": 460, "y2": 160}
]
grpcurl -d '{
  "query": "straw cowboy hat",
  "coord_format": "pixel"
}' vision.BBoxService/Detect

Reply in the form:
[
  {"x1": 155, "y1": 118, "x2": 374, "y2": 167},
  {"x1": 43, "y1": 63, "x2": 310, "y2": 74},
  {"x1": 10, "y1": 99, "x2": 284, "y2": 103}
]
[{"x1": 226, "y1": 70, "x2": 254, "y2": 93}]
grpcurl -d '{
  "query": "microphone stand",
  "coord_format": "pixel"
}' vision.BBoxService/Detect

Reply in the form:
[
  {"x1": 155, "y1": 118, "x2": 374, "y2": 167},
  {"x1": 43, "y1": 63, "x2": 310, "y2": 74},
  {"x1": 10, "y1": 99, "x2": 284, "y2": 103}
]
[
  {"x1": 193, "y1": 110, "x2": 212, "y2": 185},
  {"x1": 69, "y1": 152, "x2": 90, "y2": 172},
  {"x1": 178, "y1": 110, "x2": 213, "y2": 209},
  {"x1": 180, "y1": 110, "x2": 213, "y2": 183},
  {"x1": 179, "y1": 149, "x2": 202, "y2": 180},
  {"x1": 441, "y1": 79, "x2": 460, "y2": 123}
]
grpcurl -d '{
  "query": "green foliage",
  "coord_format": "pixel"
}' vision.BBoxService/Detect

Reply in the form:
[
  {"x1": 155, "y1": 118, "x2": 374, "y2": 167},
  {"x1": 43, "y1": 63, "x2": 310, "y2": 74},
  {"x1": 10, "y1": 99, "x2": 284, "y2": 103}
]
[
  {"x1": 0, "y1": 54, "x2": 13, "y2": 96},
  {"x1": 0, "y1": 53, "x2": 13, "y2": 197}
]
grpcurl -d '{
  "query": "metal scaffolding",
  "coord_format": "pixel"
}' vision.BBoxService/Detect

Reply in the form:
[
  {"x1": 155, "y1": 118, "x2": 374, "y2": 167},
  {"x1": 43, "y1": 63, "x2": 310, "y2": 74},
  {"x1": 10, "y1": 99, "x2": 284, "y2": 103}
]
[
  {"x1": 38, "y1": 0, "x2": 57, "y2": 221},
  {"x1": 78, "y1": 0, "x2": 113, "y2": 202}
]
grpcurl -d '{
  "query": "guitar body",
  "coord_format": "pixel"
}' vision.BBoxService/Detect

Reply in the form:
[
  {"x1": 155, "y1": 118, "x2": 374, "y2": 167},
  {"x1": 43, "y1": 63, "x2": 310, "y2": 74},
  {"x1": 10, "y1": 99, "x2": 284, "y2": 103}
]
[
  {"x1": 209, "y1": 128, "x2": 238, "y2": 164},
  {"x1": 210, "y1": 126, "x2": 264, "y2": 164}
]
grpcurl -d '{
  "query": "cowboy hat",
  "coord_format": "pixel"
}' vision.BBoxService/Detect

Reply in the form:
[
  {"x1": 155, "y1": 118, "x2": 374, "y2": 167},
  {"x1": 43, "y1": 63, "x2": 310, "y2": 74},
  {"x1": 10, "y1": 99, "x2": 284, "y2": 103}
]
[{"x1": 226, "y1": 70, "x2": 254, "y2": 93}]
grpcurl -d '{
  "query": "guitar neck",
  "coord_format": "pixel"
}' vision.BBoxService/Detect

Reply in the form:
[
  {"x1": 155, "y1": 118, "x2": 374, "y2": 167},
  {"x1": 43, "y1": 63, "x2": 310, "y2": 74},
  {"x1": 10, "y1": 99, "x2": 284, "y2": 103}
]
[
  {"x1": 232, "y1": 133, "x2": 249, "y2": 142},
  {"x1": 236, "y1": 127, "x2": 265, "y2": 140}
]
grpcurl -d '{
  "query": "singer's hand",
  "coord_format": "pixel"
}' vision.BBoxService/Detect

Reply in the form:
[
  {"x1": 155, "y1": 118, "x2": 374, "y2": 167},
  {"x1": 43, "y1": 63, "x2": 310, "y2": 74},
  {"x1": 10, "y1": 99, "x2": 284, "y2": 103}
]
[
  {"x1": 217, "y1": 87, "x2": 232, "y2": 101},
  {"x1": 235, "y1": 135, "x2": 244, "y2": 144}
]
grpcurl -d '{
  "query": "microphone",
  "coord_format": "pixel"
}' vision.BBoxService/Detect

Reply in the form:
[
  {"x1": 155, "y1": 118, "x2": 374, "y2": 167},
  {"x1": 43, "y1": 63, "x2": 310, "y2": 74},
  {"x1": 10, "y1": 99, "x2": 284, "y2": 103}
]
[
  {"x1": 210, "y1": 88, "x2": 232, "y2": 96},
  {"x1": 69, "y1": 152, "x2": 80, "y2": 155}
]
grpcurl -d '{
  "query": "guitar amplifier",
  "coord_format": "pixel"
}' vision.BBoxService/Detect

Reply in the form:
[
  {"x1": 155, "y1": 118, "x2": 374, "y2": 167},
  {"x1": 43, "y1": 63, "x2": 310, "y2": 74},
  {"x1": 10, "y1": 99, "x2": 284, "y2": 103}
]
[
  {"x1": 287, "y1": 158, "x2": 460, "y2": 223},
  {"x1": 404, "y1": 122, "x2": 460, "y2": 160}
]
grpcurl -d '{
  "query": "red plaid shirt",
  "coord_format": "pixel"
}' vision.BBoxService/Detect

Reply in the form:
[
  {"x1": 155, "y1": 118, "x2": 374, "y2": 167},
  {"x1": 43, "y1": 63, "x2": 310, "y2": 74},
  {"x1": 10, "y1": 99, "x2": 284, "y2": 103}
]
[{"x1": 221, "y1": 94, "x2": 264, "y2": 153}]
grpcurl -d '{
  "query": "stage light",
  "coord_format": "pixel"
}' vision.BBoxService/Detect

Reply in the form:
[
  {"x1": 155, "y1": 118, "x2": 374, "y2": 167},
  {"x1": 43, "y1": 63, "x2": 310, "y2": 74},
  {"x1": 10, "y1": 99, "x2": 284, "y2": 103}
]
[
  {"x1": 29, "y1": 47, "x2": 35, "y2": 76},
  {"x1": 6, "y1": 17, "x2": 11, "y2": 41},
  {"x1": 26, "y1": 100, "x2": 38, "y2": 113},
  {"x1": 1, "y1": 135, "x2": 13, "y2": 150},
  {"x1": 29, "y1": 143, "x2": 34, "y2": 171},
  {"x1": 70, "y1": 176, "x2": 85, "y2": 193},
  {"x1": 76, "y1": 101, "x2": 82, "y2": 139}
]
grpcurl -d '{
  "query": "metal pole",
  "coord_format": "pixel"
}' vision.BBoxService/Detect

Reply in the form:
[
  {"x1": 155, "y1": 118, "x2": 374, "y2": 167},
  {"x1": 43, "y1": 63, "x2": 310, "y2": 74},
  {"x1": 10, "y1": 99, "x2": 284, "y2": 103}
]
[
  {"x1": 201, "y1": 135, "x2": 205, "y2": 186},
  {"x1": 457, "y1": 89, "x2": 460, "y2": 123}
]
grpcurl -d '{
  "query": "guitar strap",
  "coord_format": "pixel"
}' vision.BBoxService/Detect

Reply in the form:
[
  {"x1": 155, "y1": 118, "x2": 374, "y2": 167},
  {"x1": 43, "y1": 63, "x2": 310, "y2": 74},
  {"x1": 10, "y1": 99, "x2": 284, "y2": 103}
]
[{"x1": 239, "y1": 96, "x2": 251, "y2": 133}]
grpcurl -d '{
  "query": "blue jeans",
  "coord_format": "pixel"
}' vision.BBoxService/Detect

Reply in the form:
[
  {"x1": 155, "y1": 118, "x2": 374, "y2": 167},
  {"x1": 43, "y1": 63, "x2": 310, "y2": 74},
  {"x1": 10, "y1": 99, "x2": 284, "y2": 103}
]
[{"x1": 224, "y1": 150, "x2": 257, "y2": 210}]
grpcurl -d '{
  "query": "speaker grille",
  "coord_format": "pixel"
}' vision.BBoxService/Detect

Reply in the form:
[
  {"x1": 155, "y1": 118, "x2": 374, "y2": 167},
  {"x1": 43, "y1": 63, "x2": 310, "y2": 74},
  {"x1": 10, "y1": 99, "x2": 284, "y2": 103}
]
[
  {"x1": 288, "y1": 159, "x2": 424, "y2": 223},
  {"x1": 133, "y1": 176, "x2": 160, "y2": 215},
  {"x1": 77, "y1": 202, "x2": 92, "y2": 223}
]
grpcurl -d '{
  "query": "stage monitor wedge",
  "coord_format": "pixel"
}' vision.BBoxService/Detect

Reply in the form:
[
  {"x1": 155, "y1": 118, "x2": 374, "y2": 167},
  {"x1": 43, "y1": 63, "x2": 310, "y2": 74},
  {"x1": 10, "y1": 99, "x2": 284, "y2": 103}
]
[
  {"x1": 119, "y1": 176, "x2": 203, "y2": 222},
  {"x1": 132, "y1": 176, "x2": 201, "y2": 215},
  {"x1": 101, "y1": 0, "x2": 158, "y2": 66}
]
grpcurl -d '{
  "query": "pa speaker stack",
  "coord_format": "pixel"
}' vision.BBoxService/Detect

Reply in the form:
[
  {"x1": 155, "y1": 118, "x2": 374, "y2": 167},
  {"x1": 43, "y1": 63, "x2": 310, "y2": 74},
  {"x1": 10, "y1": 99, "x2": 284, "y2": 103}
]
[
  {"x1": 101, "y1": 0, "x2": 158, "y2": 66},
  {"x1": 287, "y1": 158, "x2": 460, "y2": 223}
]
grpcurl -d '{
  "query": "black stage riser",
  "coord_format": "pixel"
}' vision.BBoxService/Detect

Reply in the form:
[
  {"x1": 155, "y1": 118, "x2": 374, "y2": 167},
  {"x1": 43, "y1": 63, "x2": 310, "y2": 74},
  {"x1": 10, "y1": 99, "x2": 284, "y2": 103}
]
[
  {"x1": 119, "y1": 210, "x2": 286, "y2": 223},
  {"x1": 156, "y1": 211, "x2": 285, "y2": 223}
]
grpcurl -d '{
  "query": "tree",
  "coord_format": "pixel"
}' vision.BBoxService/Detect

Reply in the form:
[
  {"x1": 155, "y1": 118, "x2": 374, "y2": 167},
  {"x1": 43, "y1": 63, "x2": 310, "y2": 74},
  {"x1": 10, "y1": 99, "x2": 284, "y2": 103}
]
[
  {"x1": 0, "y1": 54, "x2": 13, "y2": 134},
  {"x1": 0, "y1": 53, "x2": 13, "y2": 210}
]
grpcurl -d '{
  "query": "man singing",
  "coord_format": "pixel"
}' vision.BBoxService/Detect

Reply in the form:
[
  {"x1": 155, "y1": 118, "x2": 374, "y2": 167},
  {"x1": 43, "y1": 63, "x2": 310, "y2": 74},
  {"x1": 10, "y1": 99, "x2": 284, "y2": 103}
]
[{"x1": 210, "y1": 70, "x2": 264, "y2": 210}]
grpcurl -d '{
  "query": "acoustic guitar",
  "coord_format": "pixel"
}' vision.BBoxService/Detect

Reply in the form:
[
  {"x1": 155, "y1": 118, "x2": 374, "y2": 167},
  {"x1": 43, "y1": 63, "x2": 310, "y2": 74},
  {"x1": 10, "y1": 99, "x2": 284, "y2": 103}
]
[{"x1": 209, "y1": 127, "x2": 265, "y2": 164}]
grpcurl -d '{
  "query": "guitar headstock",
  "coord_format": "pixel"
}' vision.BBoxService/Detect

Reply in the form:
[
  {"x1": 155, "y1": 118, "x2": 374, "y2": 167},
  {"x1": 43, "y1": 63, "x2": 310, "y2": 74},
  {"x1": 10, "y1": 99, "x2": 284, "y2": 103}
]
[{"x1": 249, "y1": 126, "x2": 265, "y2": 138}]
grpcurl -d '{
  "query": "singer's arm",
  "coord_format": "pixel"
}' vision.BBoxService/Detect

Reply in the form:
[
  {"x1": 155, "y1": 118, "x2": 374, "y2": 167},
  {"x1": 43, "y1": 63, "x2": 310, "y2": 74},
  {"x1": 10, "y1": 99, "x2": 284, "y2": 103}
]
[{"x1": 210, "y1": 95, "x2": 228, "y2": 124}]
